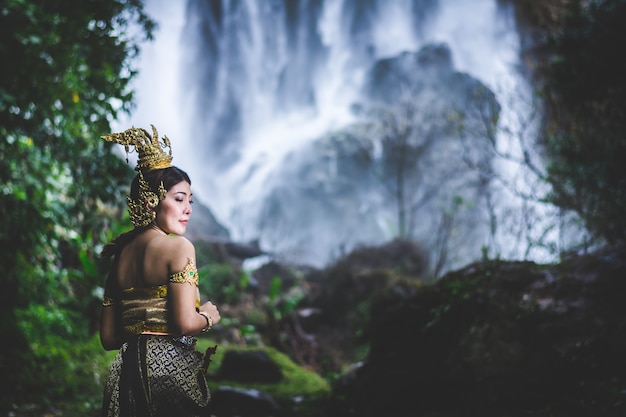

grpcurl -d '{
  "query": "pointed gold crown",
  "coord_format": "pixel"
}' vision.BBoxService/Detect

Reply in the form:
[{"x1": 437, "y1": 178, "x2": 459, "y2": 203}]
[
  {"x1": 101, "y1": 124, "x2": 173, "y2": 171},
  {"x1": 101, "y1": 124, "x2": 172, "y2": 228}
]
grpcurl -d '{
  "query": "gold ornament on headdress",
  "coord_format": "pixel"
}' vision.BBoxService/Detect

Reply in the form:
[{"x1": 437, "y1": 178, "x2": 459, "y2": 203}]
[
  {"x1": 101, "y1": 124, "x2": 172, "y2": 228},
  {"x1": 101, "y1": 124, "x2": 173, "y2": 171},
  {"x1": 123, "y1": 170, "x2": 167, "y2": 228}
]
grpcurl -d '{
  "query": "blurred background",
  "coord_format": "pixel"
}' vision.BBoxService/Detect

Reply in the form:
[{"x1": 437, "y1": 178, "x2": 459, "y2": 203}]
[{"x1": 117, "y1": 0, "x2": 586, "y2": 272}]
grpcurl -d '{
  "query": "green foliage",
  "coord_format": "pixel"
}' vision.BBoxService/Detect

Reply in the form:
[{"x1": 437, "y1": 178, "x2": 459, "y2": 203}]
[
  {"x1": 9, "y1": 326, "x2": 111, "y2": 415},
  {"x1": 0, "y1": 0, "x2": 154, "y2": 409},
  {"x1": 542, "y1": 0, "x2": 626, "y2": 243},
  {"x1": 198, "y1": 263, "x2": 249, "y2": 304},
  {"x1": 268, "y1": 276, "x2": 306, "y2": 321}
]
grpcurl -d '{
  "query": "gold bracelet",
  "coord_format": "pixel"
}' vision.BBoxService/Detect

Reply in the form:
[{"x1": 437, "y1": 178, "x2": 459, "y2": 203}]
[{"x1": 198, "y1": 311, "x2": 212, "y2": 332}]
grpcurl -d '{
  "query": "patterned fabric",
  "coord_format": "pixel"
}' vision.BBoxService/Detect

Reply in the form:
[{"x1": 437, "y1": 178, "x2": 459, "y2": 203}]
[
  {"x1": 102, "y1": 334, "x2": 210, "y2": 417},
  {"x1": 119, "y1": 286, "x2": 170, "y2": 336},
  {"x1": 104, "y1": 266, "x2": 202, "y2": 336}
]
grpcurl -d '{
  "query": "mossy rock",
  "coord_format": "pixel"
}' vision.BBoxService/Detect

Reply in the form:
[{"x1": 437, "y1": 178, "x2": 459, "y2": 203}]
[{"x1": 198, "y1": 339, "x2": 331, "y2": 416}]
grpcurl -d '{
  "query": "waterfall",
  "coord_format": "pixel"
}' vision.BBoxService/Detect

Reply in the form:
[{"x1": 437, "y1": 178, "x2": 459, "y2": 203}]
[{"x1": 114, "y1": 0, "x2": 577, "y2": 269}]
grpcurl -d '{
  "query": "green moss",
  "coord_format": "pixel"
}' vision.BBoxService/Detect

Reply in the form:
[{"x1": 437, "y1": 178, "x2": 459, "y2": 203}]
[{"x1": 198, "y1": 340, "x2": 331, "y2": 415}]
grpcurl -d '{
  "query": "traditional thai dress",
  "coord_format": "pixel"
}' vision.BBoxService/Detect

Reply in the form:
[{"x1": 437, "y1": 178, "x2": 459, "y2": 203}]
[{"x1": 101, "y1": 258, "x2": 210, "y2": 417}]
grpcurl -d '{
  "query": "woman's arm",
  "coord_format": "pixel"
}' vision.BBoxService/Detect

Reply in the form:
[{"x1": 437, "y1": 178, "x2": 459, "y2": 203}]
[
  {"x1": 167, "y1": 237, "x2": 220, "y2": 335},
  {"x1": 100, "y1": 304, "x2": 123, "y2": 350},
  {"x1": 100, "y1": 272, "x2": 123, "y2": 350}
]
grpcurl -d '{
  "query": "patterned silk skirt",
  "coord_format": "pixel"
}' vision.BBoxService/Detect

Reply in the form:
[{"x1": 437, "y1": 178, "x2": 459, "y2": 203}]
[{"x1": 101, "y1": 334, "x2": 210, "y2": 417}]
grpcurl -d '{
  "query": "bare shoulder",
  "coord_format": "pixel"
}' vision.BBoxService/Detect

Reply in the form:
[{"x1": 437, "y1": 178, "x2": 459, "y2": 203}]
[
  {"x1": 166, "y1": 235, "x2": 195, "y2": 253},
  {"x1": 145, "y1": 233, "x2": 195, "y2": 261},
  {"x1": 147, "y1": 233, "x2": 193, "y2": 252},
  {"x1": 162, "y1": 235, "x2": 196, "y2": 273}
]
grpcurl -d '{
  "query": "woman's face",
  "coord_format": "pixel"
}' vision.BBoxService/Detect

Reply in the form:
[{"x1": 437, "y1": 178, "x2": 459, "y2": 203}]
[{"x1": 154, "y1": 180, "x2": 193, "y2": 235}]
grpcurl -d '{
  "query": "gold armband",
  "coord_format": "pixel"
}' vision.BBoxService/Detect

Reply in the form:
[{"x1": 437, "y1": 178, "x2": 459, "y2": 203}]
[
  {"x1": 102, "y1": 296, "x2": 116, "y2": 307},
  {"x1": 169, "y1": 258, "x2": 198, "y2": 286}
]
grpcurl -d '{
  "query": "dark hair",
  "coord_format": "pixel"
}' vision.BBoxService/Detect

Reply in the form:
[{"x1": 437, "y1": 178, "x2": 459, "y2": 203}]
[
  {"x1": 101, "y1": 166, "x2": 192, "y2": 259},
  {"x1": 129, "y1": 166, "x2": 191, "y2": 201}
]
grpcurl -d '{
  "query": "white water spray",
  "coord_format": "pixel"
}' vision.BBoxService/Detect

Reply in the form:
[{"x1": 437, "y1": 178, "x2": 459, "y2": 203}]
[{"x1": 115, "y1": 0, "x2": 575, "y2": 268}]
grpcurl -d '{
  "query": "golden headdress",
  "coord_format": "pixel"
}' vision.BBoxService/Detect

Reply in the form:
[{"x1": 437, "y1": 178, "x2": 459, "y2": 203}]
[
  {"x1": 101, "y1": 124, "x2": 172, "y2": 228},
  {"x1": 101, "y1": 124, "x2": 173, "y2": 171}
]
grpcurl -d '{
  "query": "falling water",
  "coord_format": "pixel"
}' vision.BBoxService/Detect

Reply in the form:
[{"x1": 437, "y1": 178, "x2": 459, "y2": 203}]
[{"x1": 114, "y1": 0, "x2": 577, "y2": 269}]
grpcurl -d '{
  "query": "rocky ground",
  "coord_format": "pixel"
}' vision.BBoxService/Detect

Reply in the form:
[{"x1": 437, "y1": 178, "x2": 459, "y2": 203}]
[
  {"x1": 324, "y1": 242, "x2": 626, "y2": 417},
  {"x1": 195, "y1": 239, "x2": 626, "y2": 417}
]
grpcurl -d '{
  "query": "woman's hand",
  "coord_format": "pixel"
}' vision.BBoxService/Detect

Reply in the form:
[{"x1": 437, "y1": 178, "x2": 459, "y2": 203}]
[{"x1": 199, "y1": 301, "x2": 221, "y2": 327}]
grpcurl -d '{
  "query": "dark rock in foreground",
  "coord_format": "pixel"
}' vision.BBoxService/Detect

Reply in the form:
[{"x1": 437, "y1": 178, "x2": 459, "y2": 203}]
[{"x1": 328, "y1": 244, "x2": 626, "y2": 417}]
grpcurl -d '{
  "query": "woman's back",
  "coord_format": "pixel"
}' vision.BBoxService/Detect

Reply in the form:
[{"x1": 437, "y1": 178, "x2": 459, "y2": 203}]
[
  {"x1": 114, "y1": 225, "x2": 196, "y2": 287},
  {"x1": 113, "y1": 229, "x2": 173, "y2": 290}
]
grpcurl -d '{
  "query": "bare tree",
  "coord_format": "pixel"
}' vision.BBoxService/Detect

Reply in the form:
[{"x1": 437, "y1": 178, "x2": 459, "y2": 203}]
[
  {"x1": 357, "y1": 85, "x2": 494, "y2": 277},
  {"x1": 452, "y1": 83, "x2": 591, "y2": 261},
  {"x1": 363, "y1": 89, "x2": 453, "y2": 238}
]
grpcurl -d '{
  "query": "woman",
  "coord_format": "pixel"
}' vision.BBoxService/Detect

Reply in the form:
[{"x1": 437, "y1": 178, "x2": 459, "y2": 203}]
[{"x1": 99, "y1": 125, "x2": 220, "y2": 417}]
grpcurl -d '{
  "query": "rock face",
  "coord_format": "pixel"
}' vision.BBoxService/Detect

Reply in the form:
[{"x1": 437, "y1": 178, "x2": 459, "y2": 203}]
[
  {"x1": 327, "y1": 244, "x2": 626, "y2": 417},
  {"x1": 217, "y1": 350, "x2": 284, "y2": 384},
  {"x1": 209, "y1": 386, "x2": 280, "y2": 417},
  {"x1": 258, "y1": 43, "x2": 499, "y2": 271},
  {"x1": 209, "y1": 350, "x2": 283, "y2": 416},
  {"x1": 186, "y1": 199, "x2": 230, "y2": 241}
]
